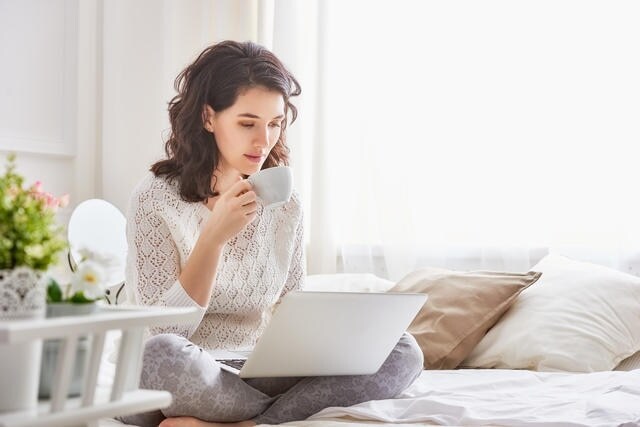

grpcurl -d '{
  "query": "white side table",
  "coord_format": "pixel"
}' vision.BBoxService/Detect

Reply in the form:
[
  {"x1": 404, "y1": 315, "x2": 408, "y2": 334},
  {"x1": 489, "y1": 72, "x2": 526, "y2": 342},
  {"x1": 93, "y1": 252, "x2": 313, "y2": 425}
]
[{"x1": 0, "y1": 305, "x2": 199, "y2": 427}]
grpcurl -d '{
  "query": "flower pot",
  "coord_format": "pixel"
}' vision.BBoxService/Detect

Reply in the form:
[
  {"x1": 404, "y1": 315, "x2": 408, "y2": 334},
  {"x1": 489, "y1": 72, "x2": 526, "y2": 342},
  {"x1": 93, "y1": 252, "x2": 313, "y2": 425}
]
[
  {"x1": 38, "y1": 302, "x2": 97, "y2": 399},
  {"x1": 0, "y1": 267, "x2": 45, "y2": 413},
  {"x1": 45, "y1": 301, "x2": 97, "y2": 317}
]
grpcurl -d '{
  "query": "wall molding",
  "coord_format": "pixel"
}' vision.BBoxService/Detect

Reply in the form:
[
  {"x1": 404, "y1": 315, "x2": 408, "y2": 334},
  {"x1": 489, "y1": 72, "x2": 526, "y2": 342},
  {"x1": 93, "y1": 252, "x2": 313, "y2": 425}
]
[{"x1": 0, "y1": 136, "x2": 75, "y2": 159}]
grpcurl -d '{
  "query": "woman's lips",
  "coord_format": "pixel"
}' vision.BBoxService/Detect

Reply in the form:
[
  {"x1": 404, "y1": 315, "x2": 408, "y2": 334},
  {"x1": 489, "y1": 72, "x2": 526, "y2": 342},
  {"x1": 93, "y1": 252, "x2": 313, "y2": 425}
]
[{"x1": 244, "y1": 154, "x2": 264, "y2": 163}]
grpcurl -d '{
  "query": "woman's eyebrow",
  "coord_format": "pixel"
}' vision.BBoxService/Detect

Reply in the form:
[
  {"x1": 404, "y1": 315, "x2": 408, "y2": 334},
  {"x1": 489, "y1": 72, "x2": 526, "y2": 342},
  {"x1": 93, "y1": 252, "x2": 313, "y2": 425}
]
[{"x1": 238, "y1": 113, "x2": 285, "y2": 120}]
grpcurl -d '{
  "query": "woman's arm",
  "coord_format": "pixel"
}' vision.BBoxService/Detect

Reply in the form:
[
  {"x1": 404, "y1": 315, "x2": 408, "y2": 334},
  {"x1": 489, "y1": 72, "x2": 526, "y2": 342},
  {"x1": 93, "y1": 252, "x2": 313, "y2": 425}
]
[
  {"x1": 278, "y1": 203, "x2": 306, "y2": 301},
  {"x1": 126, "y1": 190, "x2": 205, "y2": 338},
  {"x1": 178, "y1": 179, "x2": 257, "y2": 306}
]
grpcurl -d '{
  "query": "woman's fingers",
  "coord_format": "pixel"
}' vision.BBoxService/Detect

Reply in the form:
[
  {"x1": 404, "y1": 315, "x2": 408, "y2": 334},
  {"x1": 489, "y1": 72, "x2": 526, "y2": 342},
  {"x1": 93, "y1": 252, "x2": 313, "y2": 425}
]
[
  {"x1": 218, "y1": 178, "x2": 258, "y2": 217},
  {"x1": 227, "y1": 178, "x2": 253, "y2": 197},
  {"x1": 230, "y1": 180, "x2": 257, "y2": 216},
  {"x1": 237, "y1": 189, "x2": 257, "y2": 206},
  {"x1": 246, "y1": 211, "x2": 257, "y2": 222}
]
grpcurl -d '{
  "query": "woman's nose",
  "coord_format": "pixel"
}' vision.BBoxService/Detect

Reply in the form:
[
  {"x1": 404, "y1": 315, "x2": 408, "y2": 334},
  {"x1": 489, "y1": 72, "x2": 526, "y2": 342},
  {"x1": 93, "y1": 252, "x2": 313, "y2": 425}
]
[{"x1": 254, "y1": 127, "x2": 269, "y2": 147}]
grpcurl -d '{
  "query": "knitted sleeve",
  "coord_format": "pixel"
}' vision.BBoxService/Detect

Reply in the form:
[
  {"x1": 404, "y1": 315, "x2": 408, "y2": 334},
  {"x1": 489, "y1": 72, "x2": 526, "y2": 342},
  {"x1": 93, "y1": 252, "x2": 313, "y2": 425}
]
[
  {"x1": 278, "y1": 204, "x2": 306, "y2": 301},
  {"x1": 125, "y1": 179, "x2": 206, "y2": 338}
]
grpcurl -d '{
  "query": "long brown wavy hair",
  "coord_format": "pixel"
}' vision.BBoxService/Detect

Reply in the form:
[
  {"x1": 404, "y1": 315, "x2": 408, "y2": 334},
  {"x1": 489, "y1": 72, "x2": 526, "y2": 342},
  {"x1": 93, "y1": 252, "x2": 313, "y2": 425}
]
[{"x1": 151, "y1": 40, "x2": 301, "y2": 202}]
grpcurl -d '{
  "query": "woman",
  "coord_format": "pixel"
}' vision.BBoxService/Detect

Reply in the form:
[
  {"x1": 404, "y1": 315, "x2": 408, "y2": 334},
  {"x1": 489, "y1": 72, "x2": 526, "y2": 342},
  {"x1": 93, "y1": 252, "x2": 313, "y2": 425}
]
[{"x1": 120, "y1": 40, "x2": 423, "y2": 427}]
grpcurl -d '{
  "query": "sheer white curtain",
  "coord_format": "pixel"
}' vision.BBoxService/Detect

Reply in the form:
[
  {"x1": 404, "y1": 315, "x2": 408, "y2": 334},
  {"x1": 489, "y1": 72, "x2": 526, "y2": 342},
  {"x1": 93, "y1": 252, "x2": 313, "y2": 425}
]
[
  {"x1": 306, "y1": 0, "x2": 640, "y2": 279},
  {"x1": 95, "y1": 1, "x2": 640, "y2": 281}
]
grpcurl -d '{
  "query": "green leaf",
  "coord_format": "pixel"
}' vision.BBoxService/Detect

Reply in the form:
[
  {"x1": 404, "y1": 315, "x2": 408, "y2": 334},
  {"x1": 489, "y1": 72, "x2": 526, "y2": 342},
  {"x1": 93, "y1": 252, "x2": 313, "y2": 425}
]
[
  {"x1": 46, "y1": 278, "x2": 63, "y2": 303},
  {"x1": 68, "y1": 291, "x2": 94, "y2": 303}
]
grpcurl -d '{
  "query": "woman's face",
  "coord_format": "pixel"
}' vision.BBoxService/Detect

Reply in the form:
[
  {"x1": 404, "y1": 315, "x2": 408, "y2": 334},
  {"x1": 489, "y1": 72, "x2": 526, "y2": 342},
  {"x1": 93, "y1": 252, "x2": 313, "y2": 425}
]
[{"x1": 205, "y1": 86, "x2": 285, "y2": 177}]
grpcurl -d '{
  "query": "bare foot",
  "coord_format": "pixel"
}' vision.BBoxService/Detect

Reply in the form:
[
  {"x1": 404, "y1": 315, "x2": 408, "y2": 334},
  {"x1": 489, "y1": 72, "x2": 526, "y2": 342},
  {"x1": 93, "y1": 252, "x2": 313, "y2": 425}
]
[{"x1": 159, "y1": 417, "x2": 257, "y2": 427}]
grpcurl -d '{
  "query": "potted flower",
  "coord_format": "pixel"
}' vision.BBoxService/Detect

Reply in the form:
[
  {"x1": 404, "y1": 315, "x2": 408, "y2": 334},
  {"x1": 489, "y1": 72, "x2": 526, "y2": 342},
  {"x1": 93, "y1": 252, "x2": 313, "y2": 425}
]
[
  {"x1": 46, "y1": 247, "x2": 110, "y2": 314},
  {"x1": 0, "y1": 153, "x2": 68, "y2": 312},
  {"x1": 0, "y1": 153, "x2": 68, "y2": 411}
]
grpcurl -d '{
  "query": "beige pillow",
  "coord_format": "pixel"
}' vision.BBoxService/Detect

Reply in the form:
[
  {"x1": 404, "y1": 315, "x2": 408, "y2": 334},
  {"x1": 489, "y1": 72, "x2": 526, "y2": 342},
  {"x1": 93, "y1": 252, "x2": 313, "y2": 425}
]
[{"x1": 390, "y1": 268, "x2": 541, "y2": 370}]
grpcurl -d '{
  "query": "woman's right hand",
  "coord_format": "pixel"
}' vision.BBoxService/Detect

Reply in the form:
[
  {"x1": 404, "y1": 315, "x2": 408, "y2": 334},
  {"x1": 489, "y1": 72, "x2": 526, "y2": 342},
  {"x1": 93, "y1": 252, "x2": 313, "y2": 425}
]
[
  {"x1": 179, "y1": 179, "x2": 256, "y2": 306},
  {"x1": 203, "y1": 179, "x2": 257, "y2": 246}
]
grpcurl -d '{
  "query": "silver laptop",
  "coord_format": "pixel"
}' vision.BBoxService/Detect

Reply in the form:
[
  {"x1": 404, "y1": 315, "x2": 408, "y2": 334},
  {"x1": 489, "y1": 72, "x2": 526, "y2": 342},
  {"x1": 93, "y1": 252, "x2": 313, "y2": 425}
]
[{"x1": 209, "y1": 291, "x2": 427, "y2": 378}]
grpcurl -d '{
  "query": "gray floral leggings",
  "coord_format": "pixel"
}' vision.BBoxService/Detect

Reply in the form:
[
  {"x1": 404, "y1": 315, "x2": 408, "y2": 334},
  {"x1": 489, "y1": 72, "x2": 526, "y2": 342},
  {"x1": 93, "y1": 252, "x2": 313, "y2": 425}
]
[{"x1": 118, "y1": 332, "x2": 423, "y2": 426}]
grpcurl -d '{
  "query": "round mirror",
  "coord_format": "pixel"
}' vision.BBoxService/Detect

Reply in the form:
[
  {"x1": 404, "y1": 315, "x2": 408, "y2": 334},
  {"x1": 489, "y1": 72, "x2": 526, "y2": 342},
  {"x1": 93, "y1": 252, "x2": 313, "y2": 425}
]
[{"x1": 67, "y1": 199, "x2": 127, "y2": 293}]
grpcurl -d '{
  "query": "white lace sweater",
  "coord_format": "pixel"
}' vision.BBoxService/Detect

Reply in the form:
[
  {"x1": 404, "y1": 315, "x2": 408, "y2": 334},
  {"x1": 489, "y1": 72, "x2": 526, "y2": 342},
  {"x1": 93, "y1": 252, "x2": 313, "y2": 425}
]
[{"x1": 125, "y1": 173, "x2": 305, "y2": 351}]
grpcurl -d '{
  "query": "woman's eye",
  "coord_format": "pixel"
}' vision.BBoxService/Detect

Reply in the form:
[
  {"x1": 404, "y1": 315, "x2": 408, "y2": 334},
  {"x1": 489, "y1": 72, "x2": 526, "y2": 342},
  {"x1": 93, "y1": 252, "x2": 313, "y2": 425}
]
[
  {"x1": 269, "y1": 122, "x2": 282, "y2": 128},
  {"x1": 240, "y1": 123, "x2": 254, "y2": 128}
]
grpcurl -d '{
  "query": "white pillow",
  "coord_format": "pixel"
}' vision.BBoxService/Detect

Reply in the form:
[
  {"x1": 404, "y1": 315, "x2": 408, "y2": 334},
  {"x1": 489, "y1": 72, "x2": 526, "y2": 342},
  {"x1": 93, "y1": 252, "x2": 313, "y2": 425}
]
[
  {"x1": 304, "y1": 273, "x2": 394, "y2": 293},
  {"x1": 462, "y1": 254, "x2": 640, "y2": 372}
]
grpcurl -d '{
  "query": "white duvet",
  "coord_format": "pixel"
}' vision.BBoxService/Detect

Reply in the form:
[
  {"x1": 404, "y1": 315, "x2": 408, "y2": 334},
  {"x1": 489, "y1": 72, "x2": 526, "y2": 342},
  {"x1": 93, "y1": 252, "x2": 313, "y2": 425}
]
[{"x1": 294, "y1": 369, "x2": 640, "y2": 427}]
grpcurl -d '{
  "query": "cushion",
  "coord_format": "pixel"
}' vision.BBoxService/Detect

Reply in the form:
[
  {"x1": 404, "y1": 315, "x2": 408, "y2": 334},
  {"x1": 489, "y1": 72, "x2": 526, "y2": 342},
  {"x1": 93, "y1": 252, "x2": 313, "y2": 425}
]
[
  {"x1": 462, "y1": 254, "x2": 640, "y2": 372},
  {"x1": 389, "y1": 267, "x2": 541, "y2": 370}
]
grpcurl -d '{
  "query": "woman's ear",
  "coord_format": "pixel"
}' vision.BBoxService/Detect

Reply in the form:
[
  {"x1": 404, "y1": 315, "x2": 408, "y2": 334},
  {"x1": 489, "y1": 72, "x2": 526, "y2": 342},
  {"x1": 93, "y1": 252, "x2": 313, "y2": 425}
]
[{"x1": 203, "y1": 105, "x2": 215, "y2": 133}]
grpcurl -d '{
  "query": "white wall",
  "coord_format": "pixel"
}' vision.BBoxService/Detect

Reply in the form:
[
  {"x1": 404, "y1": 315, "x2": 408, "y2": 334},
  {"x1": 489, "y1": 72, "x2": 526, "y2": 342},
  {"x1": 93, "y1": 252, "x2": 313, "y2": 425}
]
[{"x1": 0, "y1": 0, "x2": 79, "y2": 222}]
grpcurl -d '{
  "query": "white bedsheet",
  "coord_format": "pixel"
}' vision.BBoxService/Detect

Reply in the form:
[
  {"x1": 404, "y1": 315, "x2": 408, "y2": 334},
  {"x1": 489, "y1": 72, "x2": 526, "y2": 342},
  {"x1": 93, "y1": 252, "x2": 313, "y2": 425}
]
[{"x1": 304, "y1": 369, "x2": 640, "y2": 427}]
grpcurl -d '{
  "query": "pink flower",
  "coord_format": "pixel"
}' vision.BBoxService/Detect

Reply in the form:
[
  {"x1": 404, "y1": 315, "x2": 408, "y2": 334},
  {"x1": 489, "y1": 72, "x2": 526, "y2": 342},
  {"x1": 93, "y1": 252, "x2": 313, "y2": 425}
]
[
  {"x1": 45, "y1": 194, "x2": 58, "y2": 209},
  {"x1": 28, "y1": 182, "x2": 68, "y2": 212}
]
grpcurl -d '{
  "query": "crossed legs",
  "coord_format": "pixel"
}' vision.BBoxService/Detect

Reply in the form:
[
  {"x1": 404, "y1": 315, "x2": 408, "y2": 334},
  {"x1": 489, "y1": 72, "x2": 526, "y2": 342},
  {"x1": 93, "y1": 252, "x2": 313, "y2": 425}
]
[{"x1": 118, "y1": 333, "x2": 423, "y2": 426}]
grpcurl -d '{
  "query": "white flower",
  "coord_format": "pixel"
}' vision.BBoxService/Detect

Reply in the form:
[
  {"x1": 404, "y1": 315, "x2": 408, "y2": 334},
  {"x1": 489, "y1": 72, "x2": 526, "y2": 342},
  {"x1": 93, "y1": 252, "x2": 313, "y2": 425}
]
[{"x1": 70, "y1": 260, "x2": 106, "y2": 300}]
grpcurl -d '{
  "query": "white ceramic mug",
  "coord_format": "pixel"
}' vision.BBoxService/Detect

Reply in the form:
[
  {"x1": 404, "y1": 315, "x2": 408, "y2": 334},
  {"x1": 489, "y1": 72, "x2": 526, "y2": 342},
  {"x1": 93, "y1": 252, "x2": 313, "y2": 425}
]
[{"x1": 247, "y1": 166, "x2": 293, "y2": 208}]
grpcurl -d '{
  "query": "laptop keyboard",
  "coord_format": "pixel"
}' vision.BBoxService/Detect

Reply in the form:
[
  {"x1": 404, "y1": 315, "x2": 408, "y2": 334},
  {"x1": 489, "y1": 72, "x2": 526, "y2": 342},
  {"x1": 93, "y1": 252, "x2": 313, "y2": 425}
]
[{"x1": 216, "y1": 358, "x2": 246, "y2": 370}]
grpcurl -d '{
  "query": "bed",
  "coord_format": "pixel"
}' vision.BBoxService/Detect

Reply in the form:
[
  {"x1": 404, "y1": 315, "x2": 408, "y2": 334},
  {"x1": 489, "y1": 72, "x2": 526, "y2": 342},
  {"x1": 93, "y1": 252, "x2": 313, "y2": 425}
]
[
  {"x1": 270, "y1": 255, "x2": 640, "y2": 427},
  {"x1": 102, "y1": 253, "x2": 640, "y2": 426}
]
